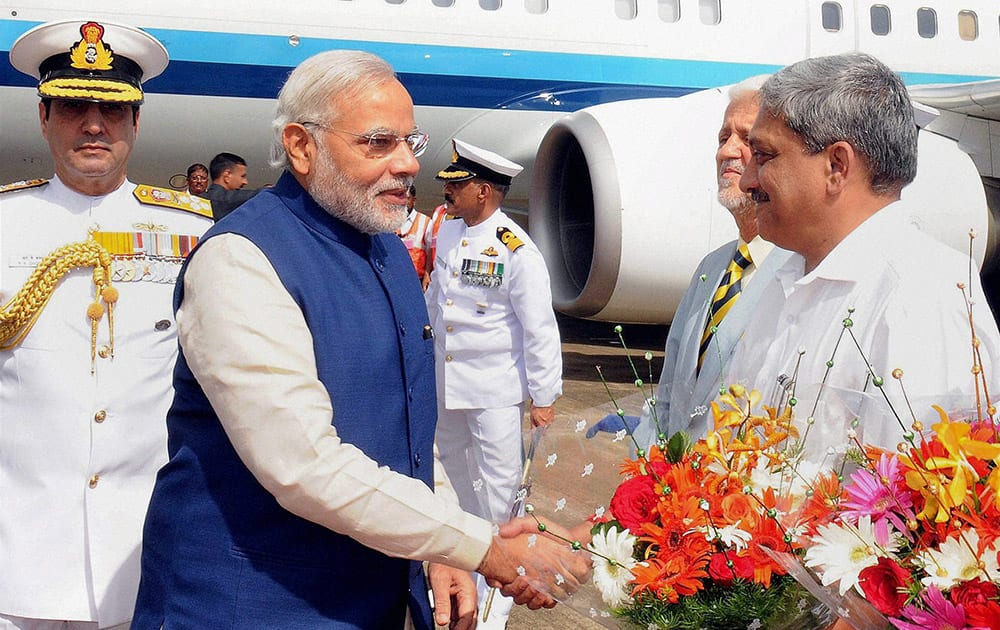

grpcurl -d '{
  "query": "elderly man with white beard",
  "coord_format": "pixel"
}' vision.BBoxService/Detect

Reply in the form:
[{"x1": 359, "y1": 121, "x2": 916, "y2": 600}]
[
  {"x1": 132, "y1": 49, "x2": 590, "y2": 630},
  {"x1": 632, "y1": 75, "x2": 792, "y2": 450}
]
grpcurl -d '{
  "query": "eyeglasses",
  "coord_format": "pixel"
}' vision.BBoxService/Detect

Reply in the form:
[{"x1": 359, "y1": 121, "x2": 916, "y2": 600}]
[{"x1": 300, "y1": 122, "x2": 429, "y2": 158}]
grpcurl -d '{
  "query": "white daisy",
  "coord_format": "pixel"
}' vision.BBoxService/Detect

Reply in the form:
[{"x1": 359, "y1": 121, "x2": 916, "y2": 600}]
[
  {"x1": 918, "y1": 529, "x2": 1000, "y2": 591},
  {"x1": 697, "y1": 520, "x2": 753, "y2": 551},
  {"x1": 587, "y1": 526, "x2": 639, "y2": 608},
  {"x1": 804, "y1": 515, "x2": 901, "y2": 595}
]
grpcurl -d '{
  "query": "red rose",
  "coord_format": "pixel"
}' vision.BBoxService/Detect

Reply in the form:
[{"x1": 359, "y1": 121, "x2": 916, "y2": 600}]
[
  {"x1": 609, "y1": 474, "x2": 658, "y2": 534},
  {"x1": 857, "y1": 557, "x2": 910, "y2": 617},
  {"x1": 707, "y1": 552, "x2": 754, "y2": 586},
  {"x1": 951, "y1": 579, "x2": 1000, "y2": 630}
]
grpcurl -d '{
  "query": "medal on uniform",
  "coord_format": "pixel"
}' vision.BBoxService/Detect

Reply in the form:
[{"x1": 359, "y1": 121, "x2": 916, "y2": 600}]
[{"x1": 460, "y1": 258, "x2": 504, "y2": 287}]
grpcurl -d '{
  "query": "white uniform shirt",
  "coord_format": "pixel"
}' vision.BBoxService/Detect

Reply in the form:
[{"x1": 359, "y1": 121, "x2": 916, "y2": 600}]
[
  {"x1": 0, "y1": 177, "x2": 212, "y2": 624},
  {"x1": 426, "y1": 210, "x2": 562, "y2": 410},
  {"x1": 726, "y1": 202, "x2": 1000, "y2": 459}
]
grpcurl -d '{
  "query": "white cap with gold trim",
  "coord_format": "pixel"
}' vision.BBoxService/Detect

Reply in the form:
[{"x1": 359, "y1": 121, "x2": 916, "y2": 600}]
[
  {"x1": 436, "y1": 139, "x2": 523, "y2": 186},
  {"x1": 9, "y1": 19, "x2": 168, "y2": 105}
]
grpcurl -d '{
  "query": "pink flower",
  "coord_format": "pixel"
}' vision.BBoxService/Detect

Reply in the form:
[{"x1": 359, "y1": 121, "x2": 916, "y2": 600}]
[
  {"x1": 890, "y1": 585, "x2": 971, "y2": 630},
  {"x1": 841, "y1": 453, "x2": 914, "y2": 546}
]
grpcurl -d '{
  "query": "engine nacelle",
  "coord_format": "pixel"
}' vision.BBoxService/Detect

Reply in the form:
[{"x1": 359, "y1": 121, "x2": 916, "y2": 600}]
[{"x1": 530, "y1": 90, "x2": 992, "y2": 324}]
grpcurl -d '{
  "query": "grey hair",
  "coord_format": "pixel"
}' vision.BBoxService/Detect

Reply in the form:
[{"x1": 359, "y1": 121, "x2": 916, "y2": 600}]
[
  {"x1": 759, "y1": 53, "x2": 917, "y2": 194},
  {"x1": 269, "y1": 50, "x2": 398, "y2": 170},
  {"x1": 727, "y1": 74, "x2": 770, "y2": 103}
]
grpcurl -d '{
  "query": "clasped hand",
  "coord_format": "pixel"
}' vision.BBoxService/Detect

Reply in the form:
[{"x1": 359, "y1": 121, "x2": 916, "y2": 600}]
[{"x1": 478, "y1": 516, "x2": 593, "y2": 610}]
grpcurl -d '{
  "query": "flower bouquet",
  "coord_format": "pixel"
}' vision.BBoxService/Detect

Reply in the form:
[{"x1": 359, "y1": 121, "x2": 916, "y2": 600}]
[
  {"x1": 578, "y1": 384, "x2": 840, "y2": 629},
  {"x1": 799, "y1": 407, "x2": 1000, "y2": 629}
]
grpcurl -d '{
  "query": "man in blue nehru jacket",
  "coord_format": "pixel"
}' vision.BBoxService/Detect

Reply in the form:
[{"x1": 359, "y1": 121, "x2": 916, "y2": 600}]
[{"x1": 132, "y1": 50, "x2": 589, "y2": 629}]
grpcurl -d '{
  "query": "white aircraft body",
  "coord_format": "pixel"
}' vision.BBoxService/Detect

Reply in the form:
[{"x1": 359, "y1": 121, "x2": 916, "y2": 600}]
[{"x1": 1, "y1": 0, "x2": 999, "y2": 323}]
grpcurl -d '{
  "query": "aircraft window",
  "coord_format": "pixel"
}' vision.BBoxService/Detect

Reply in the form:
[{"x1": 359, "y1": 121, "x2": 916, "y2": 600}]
[
  {"x1": 699, "y1": 0, "x2": 721, "y2": 25},
  {"x1": 524, "y1": 0, "x2": 547, "y2": 14},
  {"x1": 821, "y1": 2, "x2": 842, "y2": 31},
  {"x1": 916, "y1": 7, "x2": 937, "y2": 38},
  {"x1": 479, "y1": 0, "x2": 501, "y2": 9},
  {"x1": 958, "y1": 10, "x2": 978, "y2": 41},
  {"x1": 870, "y1": 5, "x2": 891, "y2": 36},
  {"x1": 615, "y1": 0, "x2": 637, "y2": 20},
  {"x1": 431, "y1": 0, "x2": 454, "y2": 7},
  {"x1": 658, "y1": 0, "x2": 680, "y2": 23}
]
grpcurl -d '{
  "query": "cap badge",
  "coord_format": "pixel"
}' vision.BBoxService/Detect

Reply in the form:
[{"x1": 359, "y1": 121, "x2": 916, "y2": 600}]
[{"x1": 70, "y1": 22, "x2": 114, "y2": 71}]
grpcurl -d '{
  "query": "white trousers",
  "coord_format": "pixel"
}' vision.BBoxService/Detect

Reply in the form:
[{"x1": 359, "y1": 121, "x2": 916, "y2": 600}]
[
  {"x1": 436, "y1": 403, "x2": 525, "y2": 629},
  {"x1": 0, "y1": 615, "x2": 128, "y2": 630}
]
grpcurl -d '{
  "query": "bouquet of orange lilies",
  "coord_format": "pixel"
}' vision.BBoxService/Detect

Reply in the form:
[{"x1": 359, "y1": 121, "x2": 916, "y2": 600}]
[{"x1": 576, "y1": 381, "x2": 838, "y2": 629}]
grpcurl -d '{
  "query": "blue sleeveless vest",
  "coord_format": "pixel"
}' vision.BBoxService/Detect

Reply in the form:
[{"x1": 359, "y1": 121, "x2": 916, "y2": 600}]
[{"x1": 133, "y1": 173, "x2": 437, "y2": 629}]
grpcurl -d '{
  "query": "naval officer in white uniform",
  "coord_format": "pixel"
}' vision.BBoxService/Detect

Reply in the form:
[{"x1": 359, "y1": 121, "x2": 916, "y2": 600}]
[
  {"x1": 426, "y1": 139, "x2": 563, "y2": 629},
  {"x1": 0, "y1": 19, "x2": 212, "y2": 630}
]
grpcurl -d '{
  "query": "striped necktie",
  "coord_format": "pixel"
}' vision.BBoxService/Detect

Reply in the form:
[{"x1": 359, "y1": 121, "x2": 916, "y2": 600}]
[{"x1": 697, "y1": 243, "x2": 752, "y2": 373}]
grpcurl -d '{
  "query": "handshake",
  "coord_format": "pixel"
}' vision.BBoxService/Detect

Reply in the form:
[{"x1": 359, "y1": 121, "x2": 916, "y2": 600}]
[
  {"x1": 427, "y1": 517, "x2": 594, "y2": 629},
  {"x1": 478, "y1": 517, "x2": 594, "y2": 609}
]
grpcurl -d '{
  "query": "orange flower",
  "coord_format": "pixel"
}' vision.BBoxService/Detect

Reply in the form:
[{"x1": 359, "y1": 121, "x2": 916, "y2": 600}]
[{"x1": 630, "y1": 554, "x2": 709, "y2": 603}]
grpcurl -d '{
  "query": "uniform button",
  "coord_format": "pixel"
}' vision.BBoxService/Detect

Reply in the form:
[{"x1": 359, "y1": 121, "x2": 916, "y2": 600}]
[
  {"x1": 88, "y1": 474, "x2": 100, "y2": 489},
  {"x1": 154, "y1": 319, "x2": 171, "y2": 331},
  {"x1": 452, "y1": 271, "x2": 458, "y2": 277},
  {"x1": 398, "y1": 321, "x2": 407, "y2": 335},
  {"x1": 374, "y1": 259, "x2": 385, "y2": 271},
  {"x1": 94, "y1": 409, "x2": 107, "y2": 423},
  {"x1": 408, "y1": 386, "x2": 414, "y2": 401},
  {"x1": 445, "y1": 355, "x2": 453, "y2": 362},
  {"x1": 446, "y1": 325, "x2": 454, "y2": 333},
  {"x1": 445, "y1": 299, "x2": 454, "y2": 306},
  {"x1": 97, "y1": 345, "x2": 111, "y2": 359},
  {"x1": 461, "y1": 239, "x2": 468, "y2": 247},
  {"x1": 413, "y1": 452, "x2": 422, "y2": 467}
]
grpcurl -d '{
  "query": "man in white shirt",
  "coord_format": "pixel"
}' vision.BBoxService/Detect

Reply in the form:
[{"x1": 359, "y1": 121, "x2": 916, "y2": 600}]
[
  {"x1": 426, "y1": 139, "x2": 563, "y2": 629},
  {"x1": 727, "y1": 53, "x2": 1000, "y2": 459},
  {"x1": 0, "y1": 20, "x2": 213, "y2": 630},
  {"x1": 632, "y1": 75, "x2": 793, "y2": 450}
]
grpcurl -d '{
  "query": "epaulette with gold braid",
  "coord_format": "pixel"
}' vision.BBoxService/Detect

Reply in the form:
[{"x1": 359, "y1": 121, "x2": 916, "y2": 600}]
[
  {"x1": 0, "y1": 178, "x2": 48, "y2": 194},
  {"x1": 133, "y1": 184, "x2": 213, "y2": 219},
  {"x1": 496, "y1": 226, "x2": 524, "y2": 252}
]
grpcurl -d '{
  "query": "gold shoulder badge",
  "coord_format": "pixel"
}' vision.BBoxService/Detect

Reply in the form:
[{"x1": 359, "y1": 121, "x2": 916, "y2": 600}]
[
  {"x1": 0, "y1": 178, "x2": 49, "y2": 194},
  {"x1": 480, "y1": 246, "x2": 499, "y2": 257},
  {"x1": 496, "y1": 226, "x2": 524, "y2": 252},
  {"x1": 133, "y1": 184, "x2": 214, "y2": 218}
]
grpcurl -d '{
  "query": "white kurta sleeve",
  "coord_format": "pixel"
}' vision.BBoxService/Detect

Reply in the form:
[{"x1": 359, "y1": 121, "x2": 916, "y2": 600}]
[{"x1": 178, "y1": 234, "x2": 492, "y2": 570}]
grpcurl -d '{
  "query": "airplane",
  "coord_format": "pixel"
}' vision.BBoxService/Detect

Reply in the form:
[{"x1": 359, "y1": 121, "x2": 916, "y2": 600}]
[{"x1": 1, "y1": 0, "x2": 999, "y2": 324}]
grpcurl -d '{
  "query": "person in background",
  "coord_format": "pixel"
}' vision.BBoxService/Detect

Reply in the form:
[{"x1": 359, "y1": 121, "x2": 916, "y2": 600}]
[
  {"x1": 426, "y1": 138, "x2": 564, "y2": 629},
  {"x1": 199, "y1": 151, "x2": 258, "y2": 220},
  {"x1": 0, "y1": 18, "x2": 212, "y2": 630},
  {"x1": 631, "y1": 75, "x2": 791, "y2": 449},
  {"x1": 132, "y1": 50, "x2": 588, "y2": 630},
  {"x1": 422, "y1": 202, "x2": 450, "y2": 290},
  {"x1": 396, "y1": 184, "x2": 433, "y2": 287},
  {"x1": 185, "y1": 162, "x2": 209, "y2": 195}
]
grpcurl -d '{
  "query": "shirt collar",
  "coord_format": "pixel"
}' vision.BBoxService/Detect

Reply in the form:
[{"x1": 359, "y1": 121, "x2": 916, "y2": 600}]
[{"x1": 778, "y1": 201, "x2": 906, "y2": 289}]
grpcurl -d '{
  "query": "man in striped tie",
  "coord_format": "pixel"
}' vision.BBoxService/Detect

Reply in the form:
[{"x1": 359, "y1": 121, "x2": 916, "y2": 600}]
[{"x1": 632, "y1": 76, "x2": 792, "y2": 451}]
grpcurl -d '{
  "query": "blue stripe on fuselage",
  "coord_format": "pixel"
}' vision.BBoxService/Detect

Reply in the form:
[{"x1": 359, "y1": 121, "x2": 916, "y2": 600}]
[{"x1": 1, "y1": 20, "x2": 995, "y2": 111}]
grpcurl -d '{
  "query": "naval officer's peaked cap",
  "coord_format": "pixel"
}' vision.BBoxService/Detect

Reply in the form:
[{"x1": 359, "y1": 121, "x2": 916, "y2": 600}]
[
  {"x1": 436, "y1": 138, "x2": 524, "y2": 187},
  {"x1": 9, "y1": 19, "x2": 168, "y2": 105}
]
